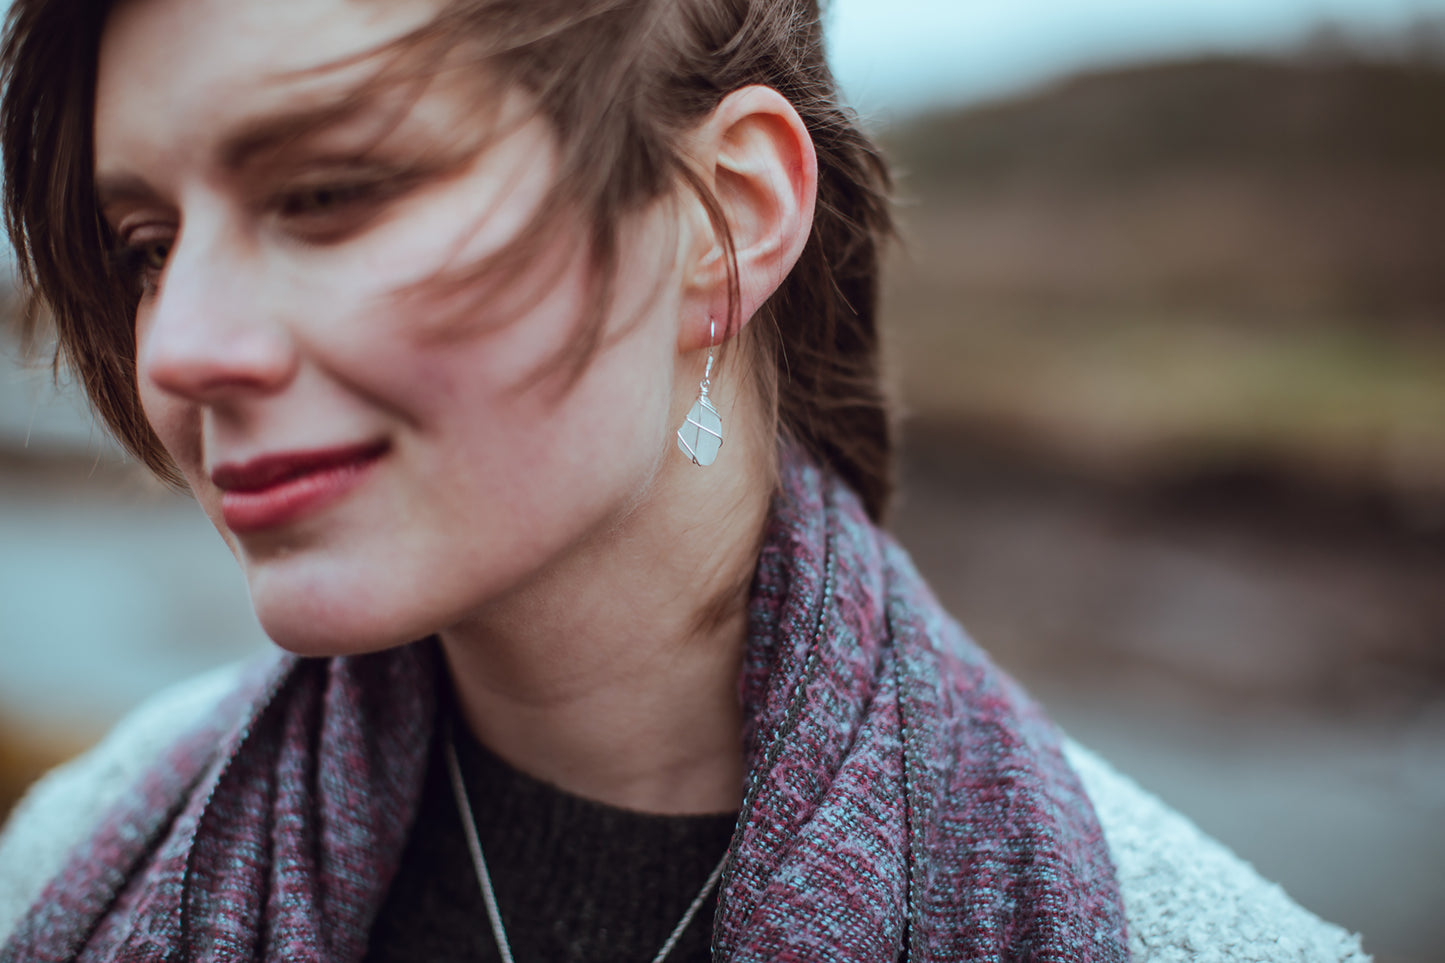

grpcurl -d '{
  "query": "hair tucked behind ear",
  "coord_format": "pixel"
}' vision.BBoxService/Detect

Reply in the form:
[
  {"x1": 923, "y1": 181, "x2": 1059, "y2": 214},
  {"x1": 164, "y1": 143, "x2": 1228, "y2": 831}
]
[
  {"x1": 670, "y1": 0, "x2": 896, "y2": 521},
  {"x1": 1, "y1": 0, "x2": 895, "y2": 518}
]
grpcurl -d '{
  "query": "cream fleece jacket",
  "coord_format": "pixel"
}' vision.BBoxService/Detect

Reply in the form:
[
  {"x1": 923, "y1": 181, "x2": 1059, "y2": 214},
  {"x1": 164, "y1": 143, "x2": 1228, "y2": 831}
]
[{"x1": 0, "y1": 665, "x2": 1371, "y2": 962}]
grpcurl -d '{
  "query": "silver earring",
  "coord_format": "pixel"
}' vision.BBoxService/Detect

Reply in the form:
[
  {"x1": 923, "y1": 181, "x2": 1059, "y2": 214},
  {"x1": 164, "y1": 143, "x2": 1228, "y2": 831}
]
[{"x1": 676, "y1": 320, "x2": 723, "y2": 467}]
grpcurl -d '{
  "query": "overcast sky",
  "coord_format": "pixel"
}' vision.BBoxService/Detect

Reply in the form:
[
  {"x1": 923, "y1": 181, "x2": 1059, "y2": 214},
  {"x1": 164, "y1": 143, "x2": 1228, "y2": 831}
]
[{"x1": 827, "y1": 0, "x2": 1445, "y2": 117}]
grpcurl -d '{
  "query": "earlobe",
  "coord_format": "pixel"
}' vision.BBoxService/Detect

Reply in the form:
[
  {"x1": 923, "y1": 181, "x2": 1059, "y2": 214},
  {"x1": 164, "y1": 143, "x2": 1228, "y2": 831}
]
[{"x1": 679, "y1": 85, "x2": 818, "y2": 352}]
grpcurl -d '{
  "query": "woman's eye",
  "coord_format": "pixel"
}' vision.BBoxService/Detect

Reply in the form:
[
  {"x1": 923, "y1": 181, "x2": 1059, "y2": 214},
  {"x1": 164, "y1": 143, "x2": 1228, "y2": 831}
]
[
  {"x1": 278, "y1": 181, "x2": 376, "y2": 219},
  {"x1": 139, "y1": 239, "x2": 171, "y2": 271},
  {"x1": 114, "y1": 234, "x2": 173, "y2": 297},
  {"x1": 271, "y1": 173, "x2": 415, "y2": 241}
]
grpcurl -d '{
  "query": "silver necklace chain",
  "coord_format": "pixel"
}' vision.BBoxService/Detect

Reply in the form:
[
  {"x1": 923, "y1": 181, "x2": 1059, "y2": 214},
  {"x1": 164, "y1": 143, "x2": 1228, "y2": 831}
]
[{"x1": 444, "y1": 733, "x2": 729, "y2": 963}]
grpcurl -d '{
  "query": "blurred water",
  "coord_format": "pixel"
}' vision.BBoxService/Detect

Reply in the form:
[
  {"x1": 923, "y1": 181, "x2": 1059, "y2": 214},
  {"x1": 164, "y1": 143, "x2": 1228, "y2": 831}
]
[
  {"x1": 0, "y1": 478, "x2": 269, "y2": 730},
  {"x1": 0, "y1": 340, "x2": 114, "y2": 457}
]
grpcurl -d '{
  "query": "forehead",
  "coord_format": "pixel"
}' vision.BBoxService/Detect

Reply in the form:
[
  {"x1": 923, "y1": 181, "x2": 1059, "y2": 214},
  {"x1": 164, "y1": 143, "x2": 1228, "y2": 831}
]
[{"x1": 95, "y1": 0, "x2": 440, "y2": 170}]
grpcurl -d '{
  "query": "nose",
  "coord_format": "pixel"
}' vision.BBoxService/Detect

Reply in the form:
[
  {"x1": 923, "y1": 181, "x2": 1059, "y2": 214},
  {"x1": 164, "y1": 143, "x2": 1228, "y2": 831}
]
[{"x1": 137, "y1": 224, "x2": 298, "y2": 407}]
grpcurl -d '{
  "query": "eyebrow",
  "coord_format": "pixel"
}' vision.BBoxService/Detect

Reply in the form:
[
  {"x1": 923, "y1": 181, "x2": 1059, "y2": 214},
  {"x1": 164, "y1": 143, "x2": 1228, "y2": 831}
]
[
  {"x1": 94, "y1": 171, "x2": 160, "y2": 210},
  {"x1": 216, "y1": 94, "x2": 379, "y2": 172},
  {"x1": 94, "y1": 90, "x2": 392, "y2": 212}
]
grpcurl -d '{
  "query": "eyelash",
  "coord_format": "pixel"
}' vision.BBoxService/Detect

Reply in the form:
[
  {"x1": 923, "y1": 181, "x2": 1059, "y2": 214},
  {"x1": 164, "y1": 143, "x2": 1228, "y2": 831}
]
[
  {"x1": 271, "y1": 173, "x2": 411, "y2": 238},
  {"x1": 111, "y1": 230, "x2": 174, "y2": 299},
  {"x1": 111, "y1": 170, "x2": 420, "y2": 297}
]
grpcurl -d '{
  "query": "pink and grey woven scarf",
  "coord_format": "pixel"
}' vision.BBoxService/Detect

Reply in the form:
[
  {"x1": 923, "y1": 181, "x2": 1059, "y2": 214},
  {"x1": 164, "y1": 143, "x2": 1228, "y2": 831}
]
[{"x1": 3, "y1": 450, "x2": 1127, "y2": 962}]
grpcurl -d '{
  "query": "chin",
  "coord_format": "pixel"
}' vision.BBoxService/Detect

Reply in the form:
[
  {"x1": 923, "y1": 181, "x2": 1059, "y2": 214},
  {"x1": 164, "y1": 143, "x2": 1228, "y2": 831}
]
[
  {"x1": 256, "y1": 610, "x2": 424, "y2": 659},
  {"x1": 247, "y1": 576, "x2": 437, "y2": 659}
]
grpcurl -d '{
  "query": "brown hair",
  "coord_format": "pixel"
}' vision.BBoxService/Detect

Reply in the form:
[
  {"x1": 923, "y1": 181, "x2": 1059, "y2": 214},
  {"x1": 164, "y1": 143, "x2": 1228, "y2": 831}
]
[{"x1": 2, "y1": 0, "x2": 895, "y2": 519}]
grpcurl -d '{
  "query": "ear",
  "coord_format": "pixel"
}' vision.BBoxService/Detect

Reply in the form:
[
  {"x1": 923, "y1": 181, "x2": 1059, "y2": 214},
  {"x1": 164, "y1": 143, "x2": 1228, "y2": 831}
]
[{"x1": 678, "y1": 85, "x2": 818, "y2": 352}]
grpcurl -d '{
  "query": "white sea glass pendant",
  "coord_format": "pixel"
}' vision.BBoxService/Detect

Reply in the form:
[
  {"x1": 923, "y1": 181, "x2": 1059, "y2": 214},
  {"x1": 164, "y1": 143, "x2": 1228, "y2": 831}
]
[{"x1": 677, "y1": 395, "x2": 723, "y2": 467}]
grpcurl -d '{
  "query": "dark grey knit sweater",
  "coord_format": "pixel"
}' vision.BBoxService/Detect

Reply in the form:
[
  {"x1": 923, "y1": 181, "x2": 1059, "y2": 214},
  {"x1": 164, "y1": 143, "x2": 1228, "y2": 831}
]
[{"x1": 364, "y1": 721, "x2": 736, "y2": 963}]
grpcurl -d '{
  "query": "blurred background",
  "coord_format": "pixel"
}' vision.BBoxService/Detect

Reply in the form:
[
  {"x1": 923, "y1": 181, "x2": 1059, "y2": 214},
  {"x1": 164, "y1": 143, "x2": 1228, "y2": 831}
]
[{"x1": 2, "y1": 0, "x2": 1443, "y2": 960}]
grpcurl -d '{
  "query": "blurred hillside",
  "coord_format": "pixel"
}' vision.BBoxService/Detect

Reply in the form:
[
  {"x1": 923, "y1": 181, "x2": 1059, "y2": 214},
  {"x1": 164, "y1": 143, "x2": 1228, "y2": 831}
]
[
  {"x1": 882, "y1": 53, "x2": 1445, "y2": 523},
  {"x1": 877, "y1": 58, "x2": 1445, "y2": 958}
]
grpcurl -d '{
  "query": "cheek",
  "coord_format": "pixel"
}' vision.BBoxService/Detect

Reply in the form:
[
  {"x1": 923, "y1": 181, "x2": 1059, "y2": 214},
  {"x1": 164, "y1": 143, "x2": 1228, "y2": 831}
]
[
  {"x1": 147, "y1": 403, "x2": 206, "y2": 496},
  {"x1": 135, "y1": 347, "x2": 210, "y2": 510},
  {"x1": 393, "y1": 259, "x2": 674, "y2": 490},
  {"x1": 135, "y1": 339, "x2": 200, "y2": 475},
  {"x1": 347, "y1": 243, "x2": 598, "y2": 411}
]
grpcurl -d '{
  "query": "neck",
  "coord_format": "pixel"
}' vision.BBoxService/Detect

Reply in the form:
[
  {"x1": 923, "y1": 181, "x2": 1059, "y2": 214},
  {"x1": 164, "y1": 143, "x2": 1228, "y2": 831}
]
[{"x1": 438, "y1": 386, "x2": 771, "y2": 815}]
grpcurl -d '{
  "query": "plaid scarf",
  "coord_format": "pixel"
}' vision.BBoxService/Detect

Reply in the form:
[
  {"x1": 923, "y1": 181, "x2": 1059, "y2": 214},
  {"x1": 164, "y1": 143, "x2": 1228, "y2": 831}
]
[{"x1": 3, "y1": 450, "x2": 1126, "y2": 962}]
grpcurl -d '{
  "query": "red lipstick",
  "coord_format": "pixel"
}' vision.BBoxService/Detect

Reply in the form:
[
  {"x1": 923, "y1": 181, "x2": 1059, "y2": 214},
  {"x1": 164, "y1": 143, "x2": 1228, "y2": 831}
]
[{"x1": 212, "y1": 441, "x2": 387, "y2": 534}]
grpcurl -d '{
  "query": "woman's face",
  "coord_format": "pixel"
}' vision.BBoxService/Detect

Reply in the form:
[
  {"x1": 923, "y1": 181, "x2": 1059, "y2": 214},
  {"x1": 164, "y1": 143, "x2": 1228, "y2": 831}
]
[{"x1": 94, "y1": 0, "x2": 692, "y2": 654}]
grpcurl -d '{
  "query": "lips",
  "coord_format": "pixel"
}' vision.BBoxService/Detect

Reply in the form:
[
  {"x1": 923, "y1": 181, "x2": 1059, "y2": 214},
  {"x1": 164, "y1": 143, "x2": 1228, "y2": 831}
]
[{"x1": 212, "y1": 440, "x2": 388, "y2": 534}]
